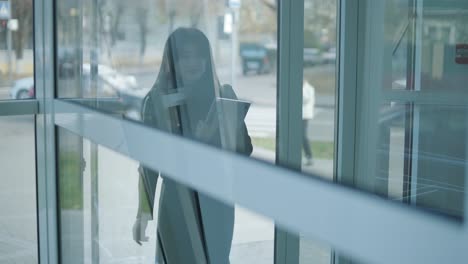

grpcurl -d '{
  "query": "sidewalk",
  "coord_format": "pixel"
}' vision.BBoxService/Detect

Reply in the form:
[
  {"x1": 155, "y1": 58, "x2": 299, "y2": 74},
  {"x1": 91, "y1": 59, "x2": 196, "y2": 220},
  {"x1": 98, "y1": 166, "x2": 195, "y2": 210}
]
[
  {"x1": 316, "y1": 94, "x2": 335, "y2": 108},
  {"x1": 252, "y1": 146, "x2": 334, "y2": 179}
]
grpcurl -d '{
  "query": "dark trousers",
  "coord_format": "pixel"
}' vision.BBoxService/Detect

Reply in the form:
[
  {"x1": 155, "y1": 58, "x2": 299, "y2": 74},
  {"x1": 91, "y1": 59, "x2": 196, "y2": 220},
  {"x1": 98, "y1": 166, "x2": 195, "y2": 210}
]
[{"x1": 303, "y1": 119, "x2": 312, "y2": 159}]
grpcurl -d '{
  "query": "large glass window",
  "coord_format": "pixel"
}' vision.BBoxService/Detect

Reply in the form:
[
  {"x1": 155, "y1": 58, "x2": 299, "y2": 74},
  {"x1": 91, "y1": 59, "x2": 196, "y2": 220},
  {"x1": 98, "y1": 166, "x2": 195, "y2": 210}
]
[
  {"x1": 52, "y1": 1, "x2": 468, "y2": 263},
  {"x1": 55, "y1": 1, "x2": 277, "y2": 262},
  {"x1": 55, "y1": 0, "x2": 278, "y2": 161},
  {"x1": 300, "y1": 0, "x2": 337, "y2": 263},
  {"x1": 57, "y1": 128, "x2": 274, "y2": 263},
  {"x1": 0, "y1": 115, "x2": 37, "y2": 263},
  {"x1": 0, "y1": 1, "x2": 37, "y2": 263},
  {"x1": 0, "y1": 0, "x2": 34, "y2": 100},
  {"x1": 353, "y1": 0, "x2": 468, "y2": 219}
]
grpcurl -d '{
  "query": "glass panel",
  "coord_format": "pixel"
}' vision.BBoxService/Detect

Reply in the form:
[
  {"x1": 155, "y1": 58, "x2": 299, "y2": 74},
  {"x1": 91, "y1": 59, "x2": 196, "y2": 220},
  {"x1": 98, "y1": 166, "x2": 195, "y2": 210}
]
[
  {"x1": 302, "y1": 0, "x2": 337, "y2": 178},
  {"x1": 57, "y1": 128, "x2": 274, "y2": 263},
  {"x1": 55, "y1": 0, "x2": 277, "y2": 163},
  {"x1": 299, "y1": 238, "x2": 331, "y2": 264},
  {"x1": 359, "y1": 100, "x2": 467, "y2": 218},
  {"x1": 354, "y1": 0, "x2": 467, "y2": 219},
  {"x1": 0, "y1": 0, "x2": 35, "y2": 100},
  {"x1": 300, "y1": 0, "x2": 337, "y2": 263},
  {"x1": 387, "y1": 0, "x2": 411, "y2": 90},
  {"x1": 419, "y1": 0, "x2": 468, "y2": 93},
  {"x1": 0, "y1": 115, "x2": 37, "y2": 263}
]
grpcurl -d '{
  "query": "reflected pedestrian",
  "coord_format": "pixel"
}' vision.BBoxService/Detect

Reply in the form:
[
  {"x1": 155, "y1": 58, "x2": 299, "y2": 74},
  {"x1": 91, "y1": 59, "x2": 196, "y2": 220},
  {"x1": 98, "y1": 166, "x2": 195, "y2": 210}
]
[
  {"x1": 302, "y1": 79, "x2": 315, "y2": 166},
  {"x1": 132, "y1": 27, "x2": 252, "y2": 264}
]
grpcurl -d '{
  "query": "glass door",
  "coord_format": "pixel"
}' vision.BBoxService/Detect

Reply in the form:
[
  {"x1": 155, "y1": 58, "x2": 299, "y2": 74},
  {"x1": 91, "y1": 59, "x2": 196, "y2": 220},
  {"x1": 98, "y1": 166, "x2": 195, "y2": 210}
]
[
  {"x1": 0, "y1": 0, "x2": 38, "y2": 263},
  {"x1": 353, "y1": 0, "x2": 468, "y2": 218},
  {"x1": 54, "y1": 0, "x2": 279, "y2": 262}
]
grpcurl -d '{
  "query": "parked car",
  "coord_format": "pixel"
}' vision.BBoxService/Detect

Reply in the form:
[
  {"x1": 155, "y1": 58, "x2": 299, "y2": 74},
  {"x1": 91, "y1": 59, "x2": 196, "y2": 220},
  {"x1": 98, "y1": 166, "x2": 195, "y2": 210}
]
[
  {"x1": 10, "y1": 64, "x2": 138, "y2": 99},
  {"x1": 240, "y1": 43, "x2": 272, "y2": 75},
  {"x1": 9, "y1": 77, "x2": 35, "y2": 99},
  {"x1": 303, "y1": 48, "x2": 324, "y2": 66},
  {"x1": 322, "y1": 48, "x2": 337, "y2": 64},
  {"x1": 81, "y1": 64, "x2": 138, "y2": 94}
]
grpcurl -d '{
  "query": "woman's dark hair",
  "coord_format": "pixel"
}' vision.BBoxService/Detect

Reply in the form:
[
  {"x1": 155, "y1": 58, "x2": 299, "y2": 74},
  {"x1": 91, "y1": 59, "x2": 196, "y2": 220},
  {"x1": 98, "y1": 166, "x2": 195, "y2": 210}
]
[{"x1": 155, "y1": 27, "x2": 219, "y2": 92}]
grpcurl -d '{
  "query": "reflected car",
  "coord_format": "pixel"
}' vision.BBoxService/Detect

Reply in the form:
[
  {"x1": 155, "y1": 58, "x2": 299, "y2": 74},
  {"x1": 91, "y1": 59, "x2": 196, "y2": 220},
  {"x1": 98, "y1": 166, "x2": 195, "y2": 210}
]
[
  {"x1": 303, "y1": 48, "x2": 324, "y2": 66},
  {"x1": 9, "y1": 77, "x2": 35, "y2": 99},
  {"x1": 82, "y1": 64, "x2": 138, "y2": 94},
  {"x1": 10, "y1": 65, "x2": 138, "y2": 99},
  {"x1": 322, "y1": 48, "x2": 336, "y2": 64},
  {"x1": 240, "y1": 43, "x2": 272, "y2": 75},
  {"x1": 57, "y1": 47, "x2": 80, "y2": 78}
]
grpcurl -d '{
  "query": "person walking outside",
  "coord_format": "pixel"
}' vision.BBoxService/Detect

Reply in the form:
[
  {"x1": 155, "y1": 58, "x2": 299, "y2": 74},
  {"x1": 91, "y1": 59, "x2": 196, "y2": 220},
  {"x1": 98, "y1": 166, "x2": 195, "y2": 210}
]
[{"x1": 302, "y1": 79, "x2": 315, "y2": 166}]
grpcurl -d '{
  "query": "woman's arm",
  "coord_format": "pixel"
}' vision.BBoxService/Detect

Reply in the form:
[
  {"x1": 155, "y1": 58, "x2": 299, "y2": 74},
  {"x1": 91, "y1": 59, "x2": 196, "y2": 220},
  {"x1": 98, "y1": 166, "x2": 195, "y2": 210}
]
[{"x1": 135, "y1": 94, "x2": 160, "y2": 219}]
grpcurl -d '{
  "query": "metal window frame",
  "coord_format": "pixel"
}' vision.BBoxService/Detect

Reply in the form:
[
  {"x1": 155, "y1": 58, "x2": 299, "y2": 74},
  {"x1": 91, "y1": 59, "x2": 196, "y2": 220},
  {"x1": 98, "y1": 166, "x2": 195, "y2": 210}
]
[
  {"x1": 0, "y1": 0, "x2": 58, "y2": 263},
  {"x1": 336, "y1": 0, "x2": 359, "y2": 188},
  {"x1": 35, "y1": 0, "x2": 59, "y2": 263},
  {"x1": 0, "y1": 100, "x2": 39, "y2": 115},
  {"x1": 335, "y1": 0, "x2": 359, "y2": 262},
  {"x1": 274, "y1": 0, "x2": 304, "y2": 263}
]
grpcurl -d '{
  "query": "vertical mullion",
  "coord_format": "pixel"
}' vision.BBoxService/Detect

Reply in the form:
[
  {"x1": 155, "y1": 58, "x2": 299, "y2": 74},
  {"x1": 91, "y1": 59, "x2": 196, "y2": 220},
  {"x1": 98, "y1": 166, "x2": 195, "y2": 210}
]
[
  {"x1": 35, "y1": 0, "x2": 58, "y2": 262},
  {"x1": 35, "y1": 0, "x2": 47, "y2": 262},
  {"x1": 274, "y1": 0, "x2": 304, "y2": 264},
  {"x1": 334, "y1": 0, "x2": 359, "y2": 263},
  {"x1": 336, "y1": 0, "x2": 359, "y2": 186},
  {"x1": 466, "y1": 115, "x2": 468, "y2": 222}
]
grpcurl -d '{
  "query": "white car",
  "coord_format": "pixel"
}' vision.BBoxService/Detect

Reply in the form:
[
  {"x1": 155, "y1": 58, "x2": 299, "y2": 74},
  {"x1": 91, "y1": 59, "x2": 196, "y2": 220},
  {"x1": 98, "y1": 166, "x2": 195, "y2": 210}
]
[
  {"x1": 81, "y1": 64, "x2": 138, "y2": 94},
  {"x1": 10, "y1": 64, "x2": 138, "y2": 99},
  {"x1": 10, "y1": 77, "x2": 35, "y2": 99}
]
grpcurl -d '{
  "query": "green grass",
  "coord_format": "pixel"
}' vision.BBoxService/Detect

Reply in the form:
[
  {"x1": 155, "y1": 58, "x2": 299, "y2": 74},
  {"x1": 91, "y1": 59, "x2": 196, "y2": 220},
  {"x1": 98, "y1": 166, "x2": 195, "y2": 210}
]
[
  {"x1": 58, "y1": 151, "x2": 84, "y2": 210},
  {"x1": 252, "y1": 137, "x2": 334, "y2": 160}
]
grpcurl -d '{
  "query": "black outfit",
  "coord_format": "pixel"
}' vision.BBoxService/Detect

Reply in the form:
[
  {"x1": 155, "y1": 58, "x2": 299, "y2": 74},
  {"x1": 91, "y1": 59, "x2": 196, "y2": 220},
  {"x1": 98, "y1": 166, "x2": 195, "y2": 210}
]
[
  {"x1": 303, "y1": 119, "x2": 312, "y2": 159},
  {"x1": 138, "y1": 83, "x2": 252, "y2": 264}
]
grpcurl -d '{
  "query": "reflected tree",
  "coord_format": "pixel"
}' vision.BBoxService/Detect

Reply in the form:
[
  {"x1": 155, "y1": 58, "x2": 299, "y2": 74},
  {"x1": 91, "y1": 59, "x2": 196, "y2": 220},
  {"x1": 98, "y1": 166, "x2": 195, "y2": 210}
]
[{"x1": 11, "y1": 0, "x2": 33, "y2": 60}]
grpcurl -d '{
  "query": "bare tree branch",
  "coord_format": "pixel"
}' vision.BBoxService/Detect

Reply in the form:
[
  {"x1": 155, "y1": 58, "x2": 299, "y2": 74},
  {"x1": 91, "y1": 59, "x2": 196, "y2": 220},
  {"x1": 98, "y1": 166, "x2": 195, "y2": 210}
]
[{"x1": 259, "y1": 0, "x2": 276, "y2": 12}]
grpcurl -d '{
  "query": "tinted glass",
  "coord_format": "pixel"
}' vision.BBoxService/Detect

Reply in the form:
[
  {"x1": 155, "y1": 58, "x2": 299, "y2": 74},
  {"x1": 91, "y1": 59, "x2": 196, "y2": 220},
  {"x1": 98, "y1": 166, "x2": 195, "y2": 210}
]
[
  {"x1": 55, "y1": 0, "x2": 278, "y2": 164},
  {"x1": 354, "y1": 0, "x2": 467, "y2": 219},
  {"x1": 0, "y1": 115, "x2": 37, "y2": 263},
  {"x1": 300, "y1": 0, "x2": 337, "y2": 262},
  {"x1": 0, "y1": 0, "x2": 34, "y2": 100},
  {"x1": 57, "y1": 128, "x2": 274, "y2": 263}
]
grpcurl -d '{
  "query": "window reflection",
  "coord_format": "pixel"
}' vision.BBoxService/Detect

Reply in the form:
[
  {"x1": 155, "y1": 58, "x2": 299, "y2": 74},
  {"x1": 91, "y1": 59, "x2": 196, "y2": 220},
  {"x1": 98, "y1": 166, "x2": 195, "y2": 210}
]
[
  {"x1": 55, "y1": 0, "x2": 278, "y2": 162},
  {"x1": 140, "y1": 28, "x2": 253, "y2": 153},
  {"x1": 355, "y1": 0, "x2": 467, "y2": 220},
  {"x1": 138, "y1": 27, "x2": 252, "y2": 263},
  {"x1": 57, "y1": 129, "x2": 275, "y2": 263},
  {"x1": 56, "y1": 1, "x2": 277, "y2": 262},
  {"x1": 0, "y1": 0, "x2": 34, "y2": 100}
]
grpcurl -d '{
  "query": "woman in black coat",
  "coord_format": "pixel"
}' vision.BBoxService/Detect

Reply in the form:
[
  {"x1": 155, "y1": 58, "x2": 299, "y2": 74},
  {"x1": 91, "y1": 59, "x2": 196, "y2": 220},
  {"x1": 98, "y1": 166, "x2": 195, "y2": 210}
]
[{"x1": 133, "y1": 27, "x2": 252, "y2": 264}]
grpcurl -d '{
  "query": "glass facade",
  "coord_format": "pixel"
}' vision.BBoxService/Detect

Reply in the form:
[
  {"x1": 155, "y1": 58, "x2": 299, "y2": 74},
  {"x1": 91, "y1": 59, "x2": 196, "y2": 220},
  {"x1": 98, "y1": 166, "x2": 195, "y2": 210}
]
[
  {"x1": 0, "y1": 0, "x2": 34, "y2": 100},
  {"x1": 55, "y1": 0, "x2": 278, "y2": 163},
  {"x1": 0, "y1": 0, "x2": 467, "y2": 263},
  {"x1": 57, "y1": 128, "x2": 274, "y2": 263},
  {"x1": 353, "y1": 0, "x2": 467, "y2": 219},
  {"x1": 0, "y1": 116, "x2": 37, "y2": 263}
]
